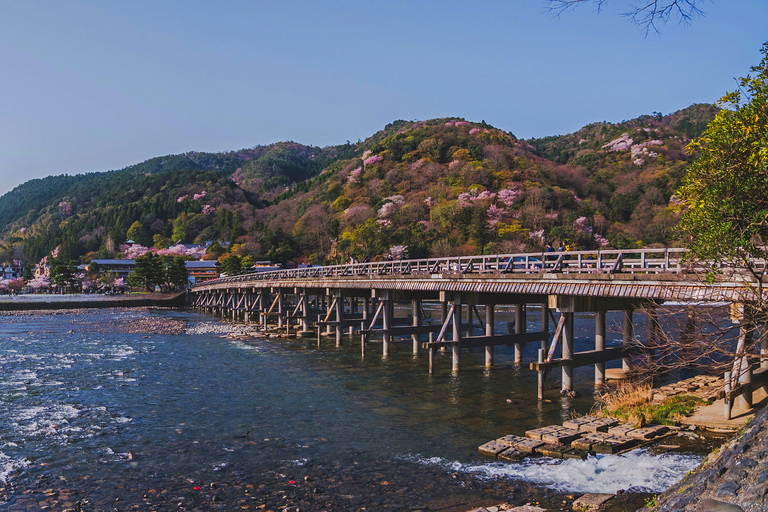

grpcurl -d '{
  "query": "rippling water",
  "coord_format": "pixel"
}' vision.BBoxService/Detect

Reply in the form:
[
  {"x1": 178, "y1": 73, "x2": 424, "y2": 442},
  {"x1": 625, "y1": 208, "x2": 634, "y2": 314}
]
[{"x1": 0, "y1": 307, "x2": 704, "y2": 510}]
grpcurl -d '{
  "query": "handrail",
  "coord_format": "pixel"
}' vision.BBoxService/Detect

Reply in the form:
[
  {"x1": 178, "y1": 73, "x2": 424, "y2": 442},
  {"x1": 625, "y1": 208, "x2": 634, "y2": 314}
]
[{"x1": 192, "y1": 248, "x2": 691, "y2": 289}]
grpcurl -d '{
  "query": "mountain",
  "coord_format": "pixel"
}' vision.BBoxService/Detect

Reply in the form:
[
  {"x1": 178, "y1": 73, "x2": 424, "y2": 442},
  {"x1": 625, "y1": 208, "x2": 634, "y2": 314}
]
[{"x1": 0, "y1": 105, "x2": 717, "y2": 267}]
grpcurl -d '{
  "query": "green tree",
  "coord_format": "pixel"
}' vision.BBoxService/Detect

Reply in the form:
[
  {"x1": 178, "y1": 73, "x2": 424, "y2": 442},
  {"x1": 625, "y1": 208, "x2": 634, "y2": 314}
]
[
  {"x1": 166, "y1": 256, "x2": 188, "y2": 289},
  {"x1": 220, "y1": 254, "x2": 243, "y2": 276},
  {"x1": 126, "y1": 221, "x2": 149, "y2": 246},
  {"x1": 127, "y1": 252, "x2": 164, "y2": 291},
  {"x1": 677, "y1": 42, "x2": 768, "y2": 286},
  {"x1": 50, "y1": 258, "x2": 78, "y2": 292}
]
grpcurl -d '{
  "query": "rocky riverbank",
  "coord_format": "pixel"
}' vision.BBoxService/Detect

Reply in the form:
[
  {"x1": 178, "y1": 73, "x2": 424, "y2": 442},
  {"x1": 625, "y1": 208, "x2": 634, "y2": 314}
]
[{"x1": 0, "y1": 291, "x2": 187, "y2": 311}]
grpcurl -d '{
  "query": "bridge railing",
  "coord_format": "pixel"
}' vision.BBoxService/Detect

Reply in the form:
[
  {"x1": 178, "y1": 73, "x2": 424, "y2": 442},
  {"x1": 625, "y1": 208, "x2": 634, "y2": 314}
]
[{"x1": 193, "y1": 247, "x2": 689, "y2": 289}]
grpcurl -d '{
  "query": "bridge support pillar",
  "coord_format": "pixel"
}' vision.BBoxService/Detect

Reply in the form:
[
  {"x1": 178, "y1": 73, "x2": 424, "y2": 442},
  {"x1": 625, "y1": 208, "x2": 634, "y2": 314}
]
[
  {"x1": 561, "y1": 311, "x2": 574, "y2": 392},
  {"x1": 412, "y1": 299, "x2": 421, "y2": 355},
  {"x1": 737, "y1": 322, "x2": 754, "y2": 409},
  {"x1": 485, "y1": 304, "x2": 495, "y2": 368},
  {"x1": 382, "y1": 292, "x2": 391, "y2": 358},
  {"x1": 595, "y1": 310, "x2": 606, "y2": 385},
  {"x1": 276, "y1": 289, "x2": 284, "y2": 329},
  {"x1": 452, "y1": 293, "x2": 462, "y2": 373},
  {"x1": 622, "y1": 309, "x2": 634, "y2": 372},
  {"x1": 334, "y1": 290, "x2": 343, "y2": 347},
  {"x1": 515, "y1": 304, "x2": 526, "y2": 363},
  {"x1": 541, "y1": 300, "x2": 549, "y2": 354}
]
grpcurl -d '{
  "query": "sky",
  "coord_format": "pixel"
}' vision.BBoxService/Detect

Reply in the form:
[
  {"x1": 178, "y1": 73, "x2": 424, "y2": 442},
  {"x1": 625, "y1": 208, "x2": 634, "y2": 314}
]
[{"x1": 1, "y1": 1, "x2": 766, "y2": 196}]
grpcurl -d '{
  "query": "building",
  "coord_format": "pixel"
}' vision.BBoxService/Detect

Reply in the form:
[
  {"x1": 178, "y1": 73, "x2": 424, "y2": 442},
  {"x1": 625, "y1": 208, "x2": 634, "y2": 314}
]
[
  {"x1": 89, "y1": 259, "x2": 136, "y2": 279},
  {"x1": 185, "y1": 261, "x2": 220, "y2": 283}
]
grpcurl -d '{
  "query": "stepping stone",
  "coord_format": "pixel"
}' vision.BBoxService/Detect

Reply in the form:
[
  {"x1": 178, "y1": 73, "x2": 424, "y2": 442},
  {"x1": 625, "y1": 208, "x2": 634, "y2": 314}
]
[
  {"x1": 607, "y1": 424, "x2": 636, "y2": 437},
  {"x1": 479, "y1": 439, "x2": 511, "y2": 457},
  {"x1": 591, "y1": 435, "x2": 636, "y2": 454},
  {"x1": 525, "y1": 426, "x2": 560, "y2": 440},
  {"x1": 538, "y1": 443, "x2": 574, "y2": 458},
  {"x1": 563, "y1": 416, "x2": 599, "y2": 430},
  {"x1": 627, "y1": 425, "x2": 668, "y2": 440},
  {"x1": 572, "y1": 493, "x2": 615, "y2": 511},
  {"x1": 499, "y1": 434, "x2": 527, "y2": 445},
  {"x1": 541, "y1": 427, "x2": 582, "y2": 444},
  {"x1": 498, "y1": 447, "x2": 526, "y2": 461},
  {"x1": 580, "y1": 417, "x2": 620, "y2": 432},
  {"x1": 563, "y1": 449, "x2": 588, "y2": 460},
  {"x1": 512, "y1": 438, "x2": 546, "y2": 453}
]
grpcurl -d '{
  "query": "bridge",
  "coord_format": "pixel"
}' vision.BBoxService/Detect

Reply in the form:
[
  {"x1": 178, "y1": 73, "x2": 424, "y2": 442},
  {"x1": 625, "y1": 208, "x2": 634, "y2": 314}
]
[{"x1": 190, "y1": 248, "x2": 766, "y2": 411}]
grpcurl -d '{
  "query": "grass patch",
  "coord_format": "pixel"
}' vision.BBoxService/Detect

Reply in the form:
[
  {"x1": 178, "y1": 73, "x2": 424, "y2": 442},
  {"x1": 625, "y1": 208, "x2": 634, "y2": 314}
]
[{"x1": 599, "y1": 383, "x2": 709, "y2": 426}]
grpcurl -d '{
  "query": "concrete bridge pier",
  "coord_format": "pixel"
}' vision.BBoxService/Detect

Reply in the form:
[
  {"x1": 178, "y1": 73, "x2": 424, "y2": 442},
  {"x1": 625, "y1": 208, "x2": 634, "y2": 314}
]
[
  {"x1": 595, "y1": 310, "x2": 606, "y2": 385},
  {"x1": 412, "y1": 299, "x2": 421, "y2": 355},
  {"x1": 561, "y1": 311, "x2": 574, "y2": 393},
  {"x1": 485, "y1": 304, "x2": 495, "y2": 368},
  {"x1": 623, "y1": 309, "x2": 634, "y2": 373},
  {"x1": 514, "y1": 304, "x2": 526, "y2": 363},
  {"x1": 452, "y1": 293, "x2": 462, "y2": 373}
]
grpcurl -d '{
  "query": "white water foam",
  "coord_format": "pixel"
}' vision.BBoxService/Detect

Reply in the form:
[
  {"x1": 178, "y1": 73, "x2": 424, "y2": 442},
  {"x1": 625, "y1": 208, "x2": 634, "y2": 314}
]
[
  {"x1": 0, "y1": 451, "x2": 29, "y2": 483},
  {"x1": 419, "y1": 449, "x2": 702, "y2": 494}
]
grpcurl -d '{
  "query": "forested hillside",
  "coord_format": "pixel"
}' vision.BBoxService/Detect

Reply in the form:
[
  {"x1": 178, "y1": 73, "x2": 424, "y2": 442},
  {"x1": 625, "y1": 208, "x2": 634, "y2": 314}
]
[{"x1": 0, "y1": 105, "x2": 717, "y2": 268}]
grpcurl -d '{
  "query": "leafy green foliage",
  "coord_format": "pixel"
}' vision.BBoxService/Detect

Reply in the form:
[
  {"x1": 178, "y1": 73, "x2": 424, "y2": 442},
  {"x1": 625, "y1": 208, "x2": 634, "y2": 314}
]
[{"x1": 678, "y1": 43, "x2": 768, "y2": 270}]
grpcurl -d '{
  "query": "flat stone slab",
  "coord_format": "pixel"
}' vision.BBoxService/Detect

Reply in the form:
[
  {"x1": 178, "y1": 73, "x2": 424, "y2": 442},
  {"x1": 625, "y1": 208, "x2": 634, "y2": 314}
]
[
  {"x1": 498, "y1": 447, "x2": 526, "y2": 461},
  {"x1": 479, "y1": 439, "x2": 512, "y2": 457},
  {"x1": 513, "y1": 437, "x2": 546, "y2": 453},
  {"x1": 627, "y1": 424, "x2": 669, "y2": 440},
  {"x1": 499, "y1": 434, "x2": 528, "y2": 445},
  {"x1": 541, "y1": 427, "x2": 583, "y2": 444},
  {"x1": 579, "y1": 417, "x2": 620, "y2": 432},
  {"x1": 607, "y1": 424, "x2": 636, "y2": 437},
  {"x1": 538, "y1": 443, "x2": 575, "y2": 458},
  {"x1": 525, "y1": 426, "x2": 560, "y2": 440},
  {"x1": 572, "y1": 493, "x2": 614, "y2": 511},
  {"x1": 563, "y1": 415, "x2": 600, "y2": 430}
]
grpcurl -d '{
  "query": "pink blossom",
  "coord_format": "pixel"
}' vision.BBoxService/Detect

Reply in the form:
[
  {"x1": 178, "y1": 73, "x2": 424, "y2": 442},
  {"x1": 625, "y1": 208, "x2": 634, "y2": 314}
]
[
  {"x1": 58, "y1": 201, "x2": 73, "y2": 216},
  {"x1": 418, "y1": 220, "x2": 432, "y2": 229},
  {"x1": 193, "y1": 191, "x2": 207, "y2": 200},
  {"x1": 424, "y1": 197, "x2": 435, "y2": 207},
  {"x1": 114, "y1": 277, "x2": 125, "y2": 288},
  {"x1": 487, "y1": 204, "x2": 503, "y2": 227},
  {"x1": 498, "y1": 187, "x2": 520, "y2": 207},
  {"x1": 469, "y1": 128, "x2": 480, "y2": 135},
  {"x1": 594, "y1": 234, "x2": 610, "y2": 247},
  {"x1": 454, "y1": 121, "x2": 469, "y2": 126},
  {"x1": 458, "y1": 192, "x2": 473, "y2": 208},
  {"x1": 573, "y1": 216, "x2": 593, "y2": 235},
  {"x1": 19, "y1": 227, "x2": 26, "y2": 234},
  {"x1": 177, "y1": 195, "x2": 188, "y2": 203},
  {"x1": 347, "y1": 167, "x2": 362, "y2": 184},
  {"x1": 529, "y1": 229, "x2": 546, "y2": 245},
  {"x1": 387, "y1": 245, "x2": 409, "y2": 260},
  {"x1": 449, "y1": 160, "x2": 462, "y2": 170},
  {"x1": 362, "y1": 150, "x2": 372, "y2": 161},
  {"x1": 28, "y1": 275, "x2": 50, "y2": 291},
  {"x1": 377, "y1": 219, "x2": 392, "y2": 227},
  {"x1": 202, "y1": 205, "x2": 215, "y2": 215},
  {"x1": 363, "y1": 154, "x2": 383, "y2": 166},
  {"x1": 545, "y1": 212, "x2": 559, "y2": 221},
  {"x1": 124, "y1": 244, "x2": 150, "y2": 259},
  {"x1": 601, "y1": 133, "x2": 633, "y2": 152},
  {"x1": 445, "y1": 121, "x2": 454, "y2": 126},
  {"x1": 472, "y1": 190, "x2": 496, "y2": 202},
  {"x1": 410, "y1": 159, "x2": 425, "y2": 170},
  {"x1": 51, "y1": 245, "x2": 60, "y2": 259},
  {"x1": 669, "y1": 195, "x2": 683, "y2": 206}
]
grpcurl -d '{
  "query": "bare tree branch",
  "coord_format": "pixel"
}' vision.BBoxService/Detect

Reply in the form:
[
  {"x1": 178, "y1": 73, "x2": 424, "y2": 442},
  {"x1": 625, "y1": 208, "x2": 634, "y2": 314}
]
[{"x1": 545, "y1": 1, "x2": 709, "y2": 35}]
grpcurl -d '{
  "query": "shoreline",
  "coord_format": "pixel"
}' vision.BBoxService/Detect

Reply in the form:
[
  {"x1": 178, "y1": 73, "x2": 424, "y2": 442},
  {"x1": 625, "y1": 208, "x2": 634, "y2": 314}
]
[{"x1": 0, "y1": 291, "x2": 187, "y2": 311}]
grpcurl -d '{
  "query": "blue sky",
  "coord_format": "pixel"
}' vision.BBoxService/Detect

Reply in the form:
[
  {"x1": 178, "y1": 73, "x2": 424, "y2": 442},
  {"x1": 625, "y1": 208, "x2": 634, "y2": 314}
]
[{"x1": 1, "y1": 1, "x2": 766, "y2": 196}]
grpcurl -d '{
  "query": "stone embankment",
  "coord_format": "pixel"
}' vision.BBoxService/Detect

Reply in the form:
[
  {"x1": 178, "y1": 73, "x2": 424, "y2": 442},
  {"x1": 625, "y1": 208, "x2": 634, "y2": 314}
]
[
  {"x1": 0, "y1": 292, "x2": 187, "y2": 311},
  {"x1": 647, "y1": 403, "x2": 768, "y2": 512}
]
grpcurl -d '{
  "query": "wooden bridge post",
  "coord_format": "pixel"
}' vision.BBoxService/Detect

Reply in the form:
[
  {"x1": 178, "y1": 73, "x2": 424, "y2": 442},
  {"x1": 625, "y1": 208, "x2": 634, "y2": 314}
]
[
  {"x1": 334, "y1": 290, "x2": 343, "y2": 347},
  {"x1": 349, "y1": 297, "x2": 357, "y2": 337},
  {"x1": 485, "y1": 304, "x2": 495, "y2": 368},
  {"x1": 514, "y1": 304, "x2": 526, "y2": 363},
  {"x1": 452, "y1": 293, "x2": 462, "y2": 373},
  {"x1": 382, "y1": 292, "x2": 391, "y2": 358},
  {"x1": 622, "y1": 309, "x2": 634, "y2": 373},
  {"x1": 541, "y1": 300, "x2": 549, "y2": 354},
  {"x1": 261, "y1": 290, "x2": 270, "y2": 329},
  {"x1": 276, "y1": 289, "x2": 284, "y2": 328},
  {"x1": 595, "y1": 310, "x2": 606, "y2": 385},
  {"x1": 562, "y1": 311, "x2": 574, "y2": 392},
  {"x1": 738, "y1": 322, "x2": 754, "y2": 409},
  {"x1": 412, "y1": 299, "x2": 421, "y2": 355}
]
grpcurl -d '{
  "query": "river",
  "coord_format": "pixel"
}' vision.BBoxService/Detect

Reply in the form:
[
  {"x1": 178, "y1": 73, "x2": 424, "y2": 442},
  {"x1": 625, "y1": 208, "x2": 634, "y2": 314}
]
[{"x1": 0, "y1": 306, "x2": 707, "y2": 511}]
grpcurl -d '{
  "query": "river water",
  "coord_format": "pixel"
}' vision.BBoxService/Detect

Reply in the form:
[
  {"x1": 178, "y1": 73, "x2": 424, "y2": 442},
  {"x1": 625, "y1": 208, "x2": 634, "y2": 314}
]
[{"x1": 0, "y1": 306, "x2": 707, "y2": 511}]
